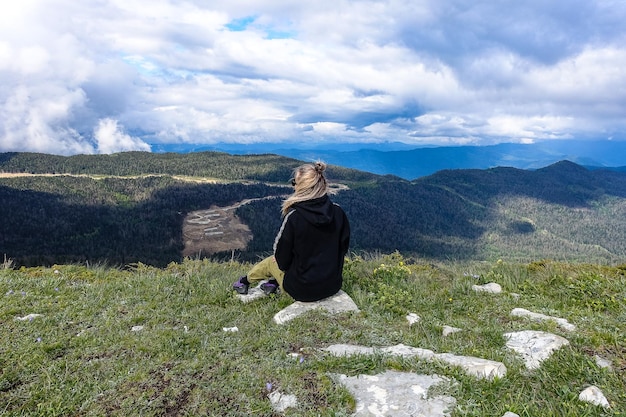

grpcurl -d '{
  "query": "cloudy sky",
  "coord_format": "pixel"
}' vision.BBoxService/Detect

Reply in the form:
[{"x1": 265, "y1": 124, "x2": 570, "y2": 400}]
[{"x1": 1, "y1": 0, "x2": 625, "y2": 155}]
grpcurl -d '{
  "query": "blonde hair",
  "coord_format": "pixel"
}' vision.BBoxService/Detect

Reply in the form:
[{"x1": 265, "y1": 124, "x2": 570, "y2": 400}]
[{"x1": 281, "y1": 162, "x2": 328, "y2": 216}]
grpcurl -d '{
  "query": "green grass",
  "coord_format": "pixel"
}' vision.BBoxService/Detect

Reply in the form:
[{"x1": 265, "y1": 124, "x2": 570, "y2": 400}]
[{"x1": 1, "y1": 254, "x2": 625, "y2": 416}]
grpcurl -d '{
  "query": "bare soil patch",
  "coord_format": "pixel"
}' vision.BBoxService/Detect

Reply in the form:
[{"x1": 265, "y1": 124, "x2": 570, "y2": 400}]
[{"x1": 182, "y1": 196, "x2": 281, "y2": 257}]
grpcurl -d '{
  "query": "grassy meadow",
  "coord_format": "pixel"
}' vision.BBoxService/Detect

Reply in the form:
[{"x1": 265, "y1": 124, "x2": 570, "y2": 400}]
[{"x1": 1, "y1": 254, "x2": 625, "y2": 416}]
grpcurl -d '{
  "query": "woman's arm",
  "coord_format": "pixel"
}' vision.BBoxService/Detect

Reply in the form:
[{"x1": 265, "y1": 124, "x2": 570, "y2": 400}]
[{"x1": 274, "y1": 211, "x2": 295, "y2": 271}]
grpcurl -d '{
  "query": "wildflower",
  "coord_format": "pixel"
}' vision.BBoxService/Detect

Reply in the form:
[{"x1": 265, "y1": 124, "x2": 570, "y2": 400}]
[
  {"x1": 266, "y1": 382, "x2": 273, "y2": 391},
  {"x1": 299, "y1": 356, "x2": 305, "y2": 364},
  {"x1": 36, "y1": 337, "x2": 42, "y2": 343}
]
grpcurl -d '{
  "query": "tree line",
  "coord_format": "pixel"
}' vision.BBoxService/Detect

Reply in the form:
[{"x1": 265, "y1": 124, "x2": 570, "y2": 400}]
[
  {"x1": 0, "y1": 151, "x2": 377, "y2": 183},
  {"x1": 2, "y1": 153, "x2": 626, "y2": 267},
  {"x1": 0, "y1": 175, "x2": 286, "y2": 267}
]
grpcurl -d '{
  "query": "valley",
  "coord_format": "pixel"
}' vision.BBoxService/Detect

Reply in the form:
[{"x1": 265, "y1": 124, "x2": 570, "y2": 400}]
[{"x1": 2, "y1": 151, "x2": 626, "y2": 267}]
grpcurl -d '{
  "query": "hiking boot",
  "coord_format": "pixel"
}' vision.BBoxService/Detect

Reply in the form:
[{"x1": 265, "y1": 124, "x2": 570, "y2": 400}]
[
  {"x1": 232, "y1": 276, "x2": 249, "y2": 294},
  {"x1": 260, "y1": 280, "x2": 279, "y2": 295}
]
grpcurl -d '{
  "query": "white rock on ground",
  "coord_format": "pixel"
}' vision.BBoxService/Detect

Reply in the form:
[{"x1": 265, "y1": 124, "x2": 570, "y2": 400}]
[
  {"x1": 16, "y1": 313, "x2": 43, "y2": 321},
  {"x1": 323, "y1": 343, "x2": 507, "y2": 380},
  {"x1": 380, "y1": 344, "x2": 435, "y2": 360},
  {"x1": 472, "y1": 282, "x2": 502, "y2": 294},
  {"x1": 442, "y1": 325, "x2": 462, "y2": 336},
  {"x1": 435, "y1": 353, "x2": 507, "y2": 380},
  {"x1": 406, "y1": 312, "x2": 421, "y2": 326},
  {"x1": 222, "y1": 326, "x2": 238, "y2": 332},
  {"x1": 268, "y1": 391, "x2": 298, "y2": 412},
  {"x1": 237, "y1": 281, "x2": 272, "y2": 303},
  {"x1": 510, "y1": 308, "x2": 576, "y2": 331},
  {"x1": 594, "y1": 355, "x2": 613, "y2": 370},
  {"x1": 502, "y1": 412, "x2": 520, "y2": 417},
  {"x1": 273, "y1": 290, "x2": 360, "y2": 324},
  {"x1": 579, "y1": 385, "x2": 611, "y2": 408},
  {"x1": 504, "y1": 330, "x2": 569, "y2": 369},
  {"x1": 331, "y1": 370, "x2": 456, "y2": 417}
]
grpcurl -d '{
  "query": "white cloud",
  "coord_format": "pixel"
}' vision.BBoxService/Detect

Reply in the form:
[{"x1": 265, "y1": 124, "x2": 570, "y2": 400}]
[
  {"x1": 1, "y1": 0, "x2": 626, "y2": 155},
  {"x1": 94, "y1": 118, "x2": 150, "y2": 154},
  {"x1": 0, "y1": 85, "x2": 94, "y2": 155}
]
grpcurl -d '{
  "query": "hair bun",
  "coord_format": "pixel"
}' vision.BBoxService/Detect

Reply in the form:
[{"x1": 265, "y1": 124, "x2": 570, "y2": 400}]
[{"x1": 314, "y1": 161, "x2": 326, "y2": 173}]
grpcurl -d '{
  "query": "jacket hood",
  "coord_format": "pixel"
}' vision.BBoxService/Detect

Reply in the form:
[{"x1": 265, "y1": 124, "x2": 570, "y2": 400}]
[{"x1": 293, "y1": 195, "x2": 334, "y2": 226}]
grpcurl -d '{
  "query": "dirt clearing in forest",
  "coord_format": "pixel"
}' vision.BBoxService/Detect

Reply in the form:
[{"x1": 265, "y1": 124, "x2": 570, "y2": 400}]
[{"x1": 181, "y1": 196, "x2": 281, "y2": 257}]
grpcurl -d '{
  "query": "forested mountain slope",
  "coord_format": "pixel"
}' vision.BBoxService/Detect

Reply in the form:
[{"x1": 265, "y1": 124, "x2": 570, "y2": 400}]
[
  {"x1": 0, "y1": 151, "x2": 376, "y2": 182},
  {"x1": 2, "y1": 152, "x2": 626, "y2": 267}
]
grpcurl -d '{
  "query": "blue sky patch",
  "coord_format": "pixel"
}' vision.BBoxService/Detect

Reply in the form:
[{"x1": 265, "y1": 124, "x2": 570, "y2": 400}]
[{"x1": 225, "y1": 16, "x2": 257, "y2": 31}]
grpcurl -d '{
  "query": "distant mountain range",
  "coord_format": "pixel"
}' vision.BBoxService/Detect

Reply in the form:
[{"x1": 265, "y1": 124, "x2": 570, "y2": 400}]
[
  {"x1": 3, "y1": 151, "x2": 626, "y2": 266},
  {"x1": 151, "y1": 140, "x2": 626, "y2": 179}
]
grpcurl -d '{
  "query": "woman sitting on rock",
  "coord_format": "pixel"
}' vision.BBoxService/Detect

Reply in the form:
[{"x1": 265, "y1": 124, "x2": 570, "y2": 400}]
[{"x1": 233, "y1": 161, "x2": 350, "y2": 302}]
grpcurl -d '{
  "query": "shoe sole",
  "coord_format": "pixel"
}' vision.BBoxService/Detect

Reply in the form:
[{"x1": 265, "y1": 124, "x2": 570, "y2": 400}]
[
  {"x1": 260, "y1": 286, "x2": 278, "y2": 295},
  {"x1": 233, "y1": 286, "x2": 249, "y2": 295}
]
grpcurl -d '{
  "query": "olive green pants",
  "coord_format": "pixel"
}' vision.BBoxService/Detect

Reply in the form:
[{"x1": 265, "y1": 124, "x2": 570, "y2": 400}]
[{"x1": 247, "y1": 256, "x2": 285, "y2": 290}]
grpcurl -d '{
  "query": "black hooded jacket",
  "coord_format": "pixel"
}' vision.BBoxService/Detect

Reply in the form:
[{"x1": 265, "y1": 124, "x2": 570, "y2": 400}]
[{"x1": 273, "y1": 194, "x2": 350, "y2": 302}]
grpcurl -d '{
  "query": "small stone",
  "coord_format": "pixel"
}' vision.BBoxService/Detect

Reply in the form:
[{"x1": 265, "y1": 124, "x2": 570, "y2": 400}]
[
  {"x1": 16, "y1": 313, "x2": 43, "y2": 321},
  {"x1": 579, "y1": 385, "x2": 610, "y2": 408},
  {"x1": 594, "y1": 355, "x2": 613, "y2": 370},
  {"x1": 472, "y1": 282, "x2": 502, "y2": 294},
  {"x1": 406, "y1": 313, "x2": 421, "y2": 326},
  {"x1": 131, "y1": 325, "x2": 144, "y2": 332},
  {"x1": 442, "y1": 326, "x2": 462, "y2": 337},
  {"x1": 502, "y1": 412, "x2": 520, "y2": 417},
  {"x1": 268, "y1": 391, "x2": 298, "y2": 412},
  {"x1": 222, "y1": 326, "x2": 238, "y2": 332}
]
